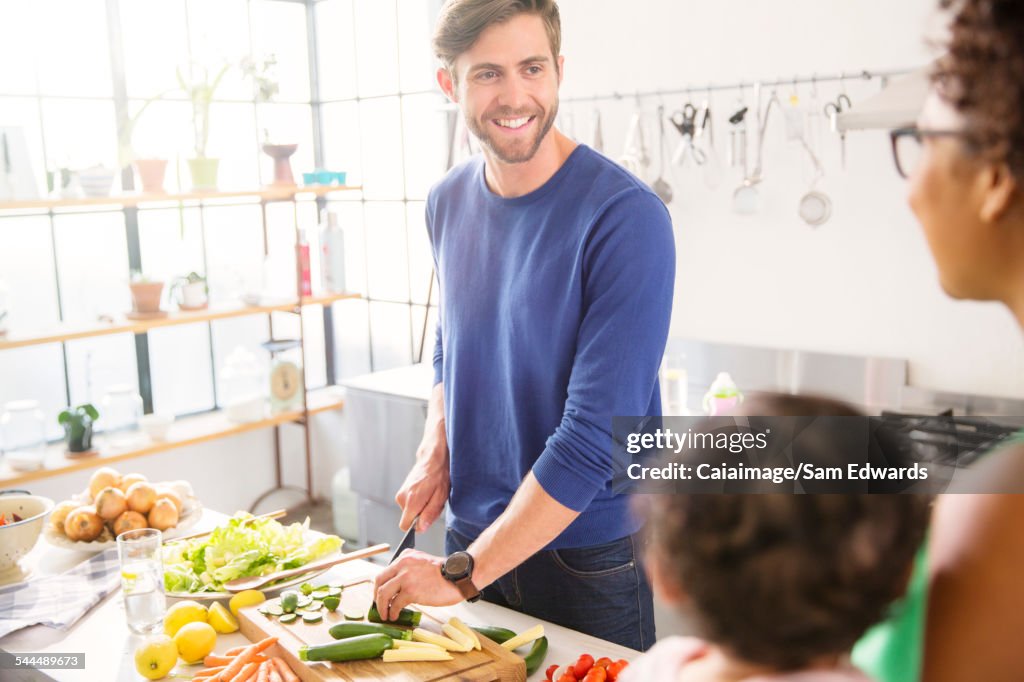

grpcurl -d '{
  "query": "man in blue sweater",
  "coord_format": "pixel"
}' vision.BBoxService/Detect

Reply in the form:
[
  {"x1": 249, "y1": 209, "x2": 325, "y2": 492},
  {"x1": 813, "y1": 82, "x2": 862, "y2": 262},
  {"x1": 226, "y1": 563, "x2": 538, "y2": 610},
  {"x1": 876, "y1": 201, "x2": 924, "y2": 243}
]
[{"x1": 373, "y1": 0, "x2": 674, "y2": 650}]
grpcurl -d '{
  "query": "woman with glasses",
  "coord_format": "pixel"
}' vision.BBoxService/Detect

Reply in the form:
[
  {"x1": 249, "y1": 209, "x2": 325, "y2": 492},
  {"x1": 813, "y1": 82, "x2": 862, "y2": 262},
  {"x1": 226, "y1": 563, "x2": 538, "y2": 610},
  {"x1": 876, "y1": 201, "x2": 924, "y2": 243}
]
[{"x1": 887, "y1": 1, "x2": 1024, "y2": 680}]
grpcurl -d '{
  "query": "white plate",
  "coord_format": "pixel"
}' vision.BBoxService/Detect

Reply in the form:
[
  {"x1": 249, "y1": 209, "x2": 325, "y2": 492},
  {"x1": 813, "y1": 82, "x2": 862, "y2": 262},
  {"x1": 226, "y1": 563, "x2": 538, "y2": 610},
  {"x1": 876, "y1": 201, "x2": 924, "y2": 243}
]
[
  {"x1": 43, "y1": 498, "x2": 202, "y2": 551},
  {"x1": 165, "y1": 529, "x2": 342, "y2": 600}
]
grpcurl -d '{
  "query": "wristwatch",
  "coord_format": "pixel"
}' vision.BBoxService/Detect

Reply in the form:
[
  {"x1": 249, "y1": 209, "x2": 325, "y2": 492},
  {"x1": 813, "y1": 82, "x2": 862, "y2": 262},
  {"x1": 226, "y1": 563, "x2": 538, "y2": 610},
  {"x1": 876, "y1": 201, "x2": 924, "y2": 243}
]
[{"x1": 441, "y1": 551, "x2": 482, "y2": 603}]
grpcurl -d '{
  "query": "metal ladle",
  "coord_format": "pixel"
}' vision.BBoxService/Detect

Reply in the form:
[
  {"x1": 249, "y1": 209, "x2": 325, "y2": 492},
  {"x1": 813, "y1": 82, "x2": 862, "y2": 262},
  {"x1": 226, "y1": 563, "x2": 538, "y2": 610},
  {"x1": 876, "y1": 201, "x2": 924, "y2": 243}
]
[{"x1": 652, "y1": 105, "x2": 673, "y2": 204}]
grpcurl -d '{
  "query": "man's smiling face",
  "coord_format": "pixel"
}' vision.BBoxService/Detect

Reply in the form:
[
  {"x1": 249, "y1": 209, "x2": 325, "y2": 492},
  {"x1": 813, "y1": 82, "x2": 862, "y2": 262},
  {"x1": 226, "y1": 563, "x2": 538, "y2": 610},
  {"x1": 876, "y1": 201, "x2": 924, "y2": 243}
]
[{"x1": 448, "y1": 13, "x2": 562, "y2": 164}]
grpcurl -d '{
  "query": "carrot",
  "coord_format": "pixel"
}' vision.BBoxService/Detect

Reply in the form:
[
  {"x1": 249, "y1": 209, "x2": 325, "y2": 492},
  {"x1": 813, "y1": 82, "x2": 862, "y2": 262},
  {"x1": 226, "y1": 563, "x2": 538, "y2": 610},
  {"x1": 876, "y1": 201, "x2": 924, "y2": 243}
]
[
  {"x1": 270, "y1": 658, "x2": 298, "y2": 682},
  {"x1": 268, "y1": 669, "x2": 283, "y2": 682},
  {"x1": 224, "y1": 645, "x2": 247, "y2": 656},
  {"x1": 194, "y1": 667, "x2": 226, "y2": 679},
  {"x1": 211, "y1": 638, "x2": 278, "y2": 682},
  {"x1": 205, "y1": 654, "x2": 268, "y2": 667},
  {"x1": 231, "y1": 661, "x2": 260, "y2": 682},
  {"x1": 256, "y1": 661, "x2": 270, "y2": 682}
]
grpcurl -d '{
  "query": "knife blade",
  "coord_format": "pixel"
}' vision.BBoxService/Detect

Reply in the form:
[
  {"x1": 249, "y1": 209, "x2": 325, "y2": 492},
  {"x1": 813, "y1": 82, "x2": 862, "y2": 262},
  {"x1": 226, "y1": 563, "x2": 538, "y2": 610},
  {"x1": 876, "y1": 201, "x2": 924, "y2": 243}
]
[{"x1": 388, "y1": 514, "x2": 419, "y2": 564}]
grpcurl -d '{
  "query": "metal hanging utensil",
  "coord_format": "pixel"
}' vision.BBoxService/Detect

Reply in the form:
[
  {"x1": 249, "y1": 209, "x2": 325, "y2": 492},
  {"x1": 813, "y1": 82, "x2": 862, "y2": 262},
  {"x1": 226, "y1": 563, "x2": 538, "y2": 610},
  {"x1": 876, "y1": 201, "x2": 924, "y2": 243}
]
[{"x1": 651, "y1": 105, "x2": 673, "y2": 203}]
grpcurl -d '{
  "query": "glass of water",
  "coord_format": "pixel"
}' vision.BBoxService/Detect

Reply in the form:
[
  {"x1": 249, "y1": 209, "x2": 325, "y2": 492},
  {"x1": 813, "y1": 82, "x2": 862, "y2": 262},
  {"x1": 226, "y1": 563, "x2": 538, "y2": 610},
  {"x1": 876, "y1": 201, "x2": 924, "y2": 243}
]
[
  {"x1": 117, "y1": 528, "x2": 165, "y2": 635},
  {"x1": 660, "y1": 353, "x2": 690, "y2": 416}
]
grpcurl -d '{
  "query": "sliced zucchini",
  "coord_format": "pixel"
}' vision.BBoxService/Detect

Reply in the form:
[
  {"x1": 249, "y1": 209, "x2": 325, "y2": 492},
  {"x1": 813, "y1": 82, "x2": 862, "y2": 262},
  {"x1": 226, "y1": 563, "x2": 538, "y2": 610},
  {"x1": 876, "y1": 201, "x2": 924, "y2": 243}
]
[
  {"x1": 302, "y1": 612, "x2": 324, "y2": 623},
  {"x1": 279, "y1": 613, "x2": 298, "y2": 624},
  {"x1": 266, "y1": 603, "x2": 285, "y2": 616}
]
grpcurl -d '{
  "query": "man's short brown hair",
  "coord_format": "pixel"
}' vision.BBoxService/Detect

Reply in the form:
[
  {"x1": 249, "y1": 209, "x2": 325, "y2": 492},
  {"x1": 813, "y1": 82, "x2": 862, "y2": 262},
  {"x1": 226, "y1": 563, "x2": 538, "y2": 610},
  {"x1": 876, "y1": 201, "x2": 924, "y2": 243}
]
[{"x1": 432, "y1": 0, "x2": 561, "y2": 77}]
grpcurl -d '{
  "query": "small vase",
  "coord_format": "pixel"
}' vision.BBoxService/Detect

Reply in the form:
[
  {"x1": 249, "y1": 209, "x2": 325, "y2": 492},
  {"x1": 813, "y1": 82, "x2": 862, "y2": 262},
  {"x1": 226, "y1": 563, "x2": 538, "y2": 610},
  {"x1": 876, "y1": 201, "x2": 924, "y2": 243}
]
[
  {"x1": 187, "y1": 157, "x2": 220, "y2": 191},
  {"x1": 65, "y1": 420, "x2": 94, "y2": 453},
  {"x1": 262, "y1": 143, "x2": 298, "y2": 186},
  {"x1": 129, "y1": 281, "x2": 164, "y2": 313},
  {"x1": 133, "y1": 159, "x2": 168, "y2": 193}
]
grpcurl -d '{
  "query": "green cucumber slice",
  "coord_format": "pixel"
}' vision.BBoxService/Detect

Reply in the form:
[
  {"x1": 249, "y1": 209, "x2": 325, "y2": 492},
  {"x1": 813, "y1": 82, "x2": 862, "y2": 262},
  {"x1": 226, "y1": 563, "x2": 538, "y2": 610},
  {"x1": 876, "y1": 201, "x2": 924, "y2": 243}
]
[{"x1": 279, "y1": 613, "x2": 298, "y2": 624}]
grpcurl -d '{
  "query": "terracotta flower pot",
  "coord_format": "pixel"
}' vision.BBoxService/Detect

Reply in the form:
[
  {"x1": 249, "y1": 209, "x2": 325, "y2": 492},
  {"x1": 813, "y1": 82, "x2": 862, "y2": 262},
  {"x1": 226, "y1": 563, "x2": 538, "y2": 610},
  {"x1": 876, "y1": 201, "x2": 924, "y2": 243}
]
[
  {"x1": 133, "y1": 159, "x2": 168, "y2": 193},
  {"x1": 262, "y1": 143, "x2": 298, "y2": 186},
  {"x1": 129, "y1": 281, "x2": 164, "y2": 313}
]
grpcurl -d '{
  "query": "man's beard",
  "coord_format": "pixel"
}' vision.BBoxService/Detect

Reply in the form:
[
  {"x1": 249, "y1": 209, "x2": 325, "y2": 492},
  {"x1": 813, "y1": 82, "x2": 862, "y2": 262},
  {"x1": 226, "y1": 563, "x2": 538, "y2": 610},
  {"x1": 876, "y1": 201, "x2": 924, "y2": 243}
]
[{"x1": 465, "y1": 100, "x2": 559, "y2": 164}]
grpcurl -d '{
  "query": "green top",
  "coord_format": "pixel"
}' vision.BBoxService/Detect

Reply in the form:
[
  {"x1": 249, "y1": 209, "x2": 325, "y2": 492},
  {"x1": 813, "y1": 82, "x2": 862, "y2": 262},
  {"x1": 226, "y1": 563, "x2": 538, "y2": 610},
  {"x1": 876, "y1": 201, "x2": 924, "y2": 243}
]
[{"x1": 851, "y1": 540, "x2": 929, "y2": 682}]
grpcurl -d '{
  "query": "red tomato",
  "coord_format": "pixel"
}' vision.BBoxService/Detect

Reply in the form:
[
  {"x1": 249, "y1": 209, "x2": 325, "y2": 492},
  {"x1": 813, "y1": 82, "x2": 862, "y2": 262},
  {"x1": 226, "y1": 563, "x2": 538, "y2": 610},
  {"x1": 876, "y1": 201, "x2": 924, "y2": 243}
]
[
  {"x1": 573, "y1": 653, "x2": 595, "y2": 678},
  {"x1": 606, "y1": 660, "x2": 629, "y2": 681},
  {"x1": 583, "y1": 667, "x2": 608, "y2": 682},
  {"x1": 546, "y1": 664, "x2": 560, "y2": 681}
]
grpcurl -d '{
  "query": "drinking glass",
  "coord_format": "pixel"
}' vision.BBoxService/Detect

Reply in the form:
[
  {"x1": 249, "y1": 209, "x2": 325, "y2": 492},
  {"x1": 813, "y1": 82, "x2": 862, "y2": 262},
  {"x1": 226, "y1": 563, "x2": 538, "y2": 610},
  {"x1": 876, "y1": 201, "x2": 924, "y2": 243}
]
[{"x1": 117, "y1": 528, "x2": 165, "y2": 635}]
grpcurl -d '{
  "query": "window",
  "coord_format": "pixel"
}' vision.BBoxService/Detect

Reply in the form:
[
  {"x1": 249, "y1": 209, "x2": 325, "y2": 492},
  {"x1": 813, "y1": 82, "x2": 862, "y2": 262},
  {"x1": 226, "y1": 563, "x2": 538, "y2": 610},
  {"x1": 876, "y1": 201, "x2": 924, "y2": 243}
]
[{"x1": 0, "y1": 0, "x2": 445, "y2": 427}]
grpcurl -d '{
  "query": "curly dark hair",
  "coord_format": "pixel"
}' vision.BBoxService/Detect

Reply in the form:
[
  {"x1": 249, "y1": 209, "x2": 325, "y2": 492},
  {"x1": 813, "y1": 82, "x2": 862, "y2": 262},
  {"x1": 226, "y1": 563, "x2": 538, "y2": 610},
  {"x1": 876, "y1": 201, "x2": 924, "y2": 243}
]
[
  {"x1": 644, "y1": 395, "x2": 932, "y2": 671},
  {"x1": 935, "y1": 0, "x2": 1024, "y2": 175}
]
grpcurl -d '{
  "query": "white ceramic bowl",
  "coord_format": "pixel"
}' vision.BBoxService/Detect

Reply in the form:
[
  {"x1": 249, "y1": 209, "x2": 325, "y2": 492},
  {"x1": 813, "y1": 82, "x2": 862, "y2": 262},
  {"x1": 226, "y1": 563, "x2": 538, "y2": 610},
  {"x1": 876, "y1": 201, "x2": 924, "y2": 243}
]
[
  {"x1": 0, "y1": 492, "x2": 54, "y2": 573},
  {"x1": 139, "y1": 413, "x2": 174, "y2": 441},
  {"x1": 76, "y1": 167, "x2": 117, "y2": 197}
]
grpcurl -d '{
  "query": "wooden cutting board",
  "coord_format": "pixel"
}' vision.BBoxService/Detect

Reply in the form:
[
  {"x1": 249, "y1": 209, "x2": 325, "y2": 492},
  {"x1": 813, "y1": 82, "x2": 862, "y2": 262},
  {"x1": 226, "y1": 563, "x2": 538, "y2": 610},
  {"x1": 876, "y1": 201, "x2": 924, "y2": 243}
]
[{"x1": 237, "y1": 578, "x2": 527, "y2": 681}]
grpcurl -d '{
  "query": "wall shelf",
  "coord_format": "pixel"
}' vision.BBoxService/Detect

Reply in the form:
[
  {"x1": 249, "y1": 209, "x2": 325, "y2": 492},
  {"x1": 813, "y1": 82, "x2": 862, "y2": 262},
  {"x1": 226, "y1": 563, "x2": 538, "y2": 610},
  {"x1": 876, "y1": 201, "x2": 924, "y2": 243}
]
[
  {"x1": 0, "y1": 291, "x2": 362, "y2": 351},
  {"x1": 0, "y1": 184, "x2": 361, "y2": 213},
  {"x1": 0, "y1": 387, "x2": 345, "y2": 486}
]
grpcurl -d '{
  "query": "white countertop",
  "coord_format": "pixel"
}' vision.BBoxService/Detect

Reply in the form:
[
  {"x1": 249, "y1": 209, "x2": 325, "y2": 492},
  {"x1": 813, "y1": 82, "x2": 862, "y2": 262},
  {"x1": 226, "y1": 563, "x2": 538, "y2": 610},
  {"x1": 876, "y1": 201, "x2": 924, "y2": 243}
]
[{"x1": 1, "y1": 509, "x2": 638, "y2": 681}]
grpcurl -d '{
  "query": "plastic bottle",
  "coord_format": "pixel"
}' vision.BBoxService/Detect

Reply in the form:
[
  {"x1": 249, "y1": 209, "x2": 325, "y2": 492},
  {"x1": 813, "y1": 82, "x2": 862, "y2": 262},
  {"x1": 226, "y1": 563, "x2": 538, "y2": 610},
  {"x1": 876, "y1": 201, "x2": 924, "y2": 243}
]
[
  {"x1": 702, "y1": 372, "x2": 743, "y2": 416},
  {"x1": 297, "y1": 228, "x2": 312, "y2": 297},
  {"x1": 320, "y1": 211, "x2": 346, "y2": 294}
]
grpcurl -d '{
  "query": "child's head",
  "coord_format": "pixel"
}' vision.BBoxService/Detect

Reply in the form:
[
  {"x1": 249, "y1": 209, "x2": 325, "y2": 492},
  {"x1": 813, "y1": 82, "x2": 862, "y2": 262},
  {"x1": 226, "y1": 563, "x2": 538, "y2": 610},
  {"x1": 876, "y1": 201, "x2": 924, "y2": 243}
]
[{"x1": 644, "y1": 393, "x2": 931, "y2": 671}]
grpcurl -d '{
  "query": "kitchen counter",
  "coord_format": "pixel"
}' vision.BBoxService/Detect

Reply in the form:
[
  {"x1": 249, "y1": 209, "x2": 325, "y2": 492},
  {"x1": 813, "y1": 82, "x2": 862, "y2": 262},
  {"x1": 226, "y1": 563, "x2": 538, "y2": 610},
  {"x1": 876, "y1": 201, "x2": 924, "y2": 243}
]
[{"x1": 0, "y1": 509, "x2": 639, "y2": 681}]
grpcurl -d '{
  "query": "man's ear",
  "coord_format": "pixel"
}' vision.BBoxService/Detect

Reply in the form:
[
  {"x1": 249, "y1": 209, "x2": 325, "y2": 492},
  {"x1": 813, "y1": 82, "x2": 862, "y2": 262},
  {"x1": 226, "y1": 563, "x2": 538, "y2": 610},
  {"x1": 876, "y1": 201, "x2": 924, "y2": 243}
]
[
  {"x1": 977, "y1": 161, "x2": 1018, "y2": 224},
  {"x1": 437, "y1": 67, "x2": 458, "y2": 103}
]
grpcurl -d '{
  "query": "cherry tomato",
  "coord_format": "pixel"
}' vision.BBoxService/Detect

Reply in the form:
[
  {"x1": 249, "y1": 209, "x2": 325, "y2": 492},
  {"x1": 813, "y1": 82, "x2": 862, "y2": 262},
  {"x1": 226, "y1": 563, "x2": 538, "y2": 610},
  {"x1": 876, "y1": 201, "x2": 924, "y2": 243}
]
[
  {"x1": 573, "y1": 653, "x2": 595, "y2": 678},
  {"x1": 606, "y1": 660, "x2": 629, "y2": 681},
  {"x1": 546, "y1": 664, "x2": 560, "y2": 681},
  {"x1": 583, "y1": 667, "x2": 608, "y2": 682}
]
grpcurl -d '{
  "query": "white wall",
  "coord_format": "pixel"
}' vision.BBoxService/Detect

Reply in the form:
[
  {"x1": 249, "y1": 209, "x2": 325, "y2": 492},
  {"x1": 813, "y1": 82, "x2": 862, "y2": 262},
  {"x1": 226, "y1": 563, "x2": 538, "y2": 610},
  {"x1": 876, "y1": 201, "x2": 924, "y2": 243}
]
[{"x1": 556, "y1": 0, "x2": 1024, "y2": 399}]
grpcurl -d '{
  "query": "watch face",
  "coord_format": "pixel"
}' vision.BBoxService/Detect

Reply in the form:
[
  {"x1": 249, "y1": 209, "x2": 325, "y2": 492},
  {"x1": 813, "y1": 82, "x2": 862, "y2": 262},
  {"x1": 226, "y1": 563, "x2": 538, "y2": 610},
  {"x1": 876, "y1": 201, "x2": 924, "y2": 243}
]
[{"x1": 445, "y1": 552, "x2": 471, "y2": 577}]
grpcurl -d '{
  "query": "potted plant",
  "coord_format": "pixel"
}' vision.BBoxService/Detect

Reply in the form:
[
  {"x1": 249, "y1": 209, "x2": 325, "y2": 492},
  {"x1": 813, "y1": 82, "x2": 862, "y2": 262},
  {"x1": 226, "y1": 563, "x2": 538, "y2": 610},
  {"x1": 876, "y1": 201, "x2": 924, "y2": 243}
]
[
  {"x1": 118, "y1": 91, "x2": 170, "y2": 193},
  {"x1": 176, "y1": 60, "x2": 231, "y2": 191},
  {"x1": 58, "y1": 404, "x2": 99, "y2": 454},
  {"x1": 170, "y1": 271, "x2": 208, "y2": 310},
  {"x1": 241, "y1": 54, "x2": 297, "y2": 186},
  {"x1": 129, "y1": 271, "x2": 165, "y2": 314}
]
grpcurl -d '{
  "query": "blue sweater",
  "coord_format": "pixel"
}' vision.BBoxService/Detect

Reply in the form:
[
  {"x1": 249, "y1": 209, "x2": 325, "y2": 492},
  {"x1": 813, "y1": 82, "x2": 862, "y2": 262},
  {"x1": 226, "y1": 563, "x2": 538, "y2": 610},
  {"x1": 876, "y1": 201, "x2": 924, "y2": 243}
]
[{"x1": 428, "y1": 144, "x2": 675, "y2": 549}]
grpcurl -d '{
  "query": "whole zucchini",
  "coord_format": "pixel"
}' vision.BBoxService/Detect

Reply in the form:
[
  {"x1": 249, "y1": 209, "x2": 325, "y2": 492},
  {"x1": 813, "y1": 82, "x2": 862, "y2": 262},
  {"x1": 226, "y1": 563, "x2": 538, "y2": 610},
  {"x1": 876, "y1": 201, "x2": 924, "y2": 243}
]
[
  {"x1": 329, "y1": 622, "x2": 412, "y2": 641},
  {"x1": 297, "y1": 633, "x2": 393, "y2": 662}
]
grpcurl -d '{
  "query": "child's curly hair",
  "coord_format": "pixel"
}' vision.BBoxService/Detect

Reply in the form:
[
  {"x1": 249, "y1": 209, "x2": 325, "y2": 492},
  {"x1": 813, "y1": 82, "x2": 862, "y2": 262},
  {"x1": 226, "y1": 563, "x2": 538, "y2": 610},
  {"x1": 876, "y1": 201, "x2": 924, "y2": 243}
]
[
  {"x1": 935, "y1": 0, "x2": 1024, "y2": 175},
  {"x1": 644, "y1": 395, "x2": 932, "y2": 671}
]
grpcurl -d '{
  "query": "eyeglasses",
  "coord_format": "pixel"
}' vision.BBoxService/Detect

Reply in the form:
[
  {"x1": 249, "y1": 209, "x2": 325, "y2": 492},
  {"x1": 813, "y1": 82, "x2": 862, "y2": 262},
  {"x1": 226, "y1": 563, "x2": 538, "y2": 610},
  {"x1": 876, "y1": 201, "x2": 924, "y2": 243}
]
[{"x1": 889, "y1": 126, "x2": 972, "y2": 179}]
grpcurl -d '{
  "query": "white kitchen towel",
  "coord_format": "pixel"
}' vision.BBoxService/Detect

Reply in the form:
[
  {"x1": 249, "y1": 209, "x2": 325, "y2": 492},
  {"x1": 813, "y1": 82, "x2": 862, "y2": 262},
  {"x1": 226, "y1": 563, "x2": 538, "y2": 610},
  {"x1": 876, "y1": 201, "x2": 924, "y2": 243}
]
[{"x1": 0, "y1": 548, "x2": 121, "y2": 638}]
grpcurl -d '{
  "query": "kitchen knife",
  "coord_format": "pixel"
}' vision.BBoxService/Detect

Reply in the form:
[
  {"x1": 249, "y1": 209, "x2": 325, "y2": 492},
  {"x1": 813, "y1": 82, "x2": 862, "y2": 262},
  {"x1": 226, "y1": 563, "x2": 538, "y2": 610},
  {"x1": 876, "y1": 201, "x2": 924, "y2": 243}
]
[{"x1": 388, "y1": 513, "x2": 419, "y2": 564}]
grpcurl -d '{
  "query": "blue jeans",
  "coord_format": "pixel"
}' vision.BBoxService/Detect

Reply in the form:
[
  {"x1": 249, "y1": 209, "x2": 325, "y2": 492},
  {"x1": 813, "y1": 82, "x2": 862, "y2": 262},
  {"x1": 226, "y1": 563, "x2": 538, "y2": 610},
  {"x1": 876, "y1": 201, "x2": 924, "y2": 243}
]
[{"x1": 446, "y1": 527, "x2": 656, "y2": 651}]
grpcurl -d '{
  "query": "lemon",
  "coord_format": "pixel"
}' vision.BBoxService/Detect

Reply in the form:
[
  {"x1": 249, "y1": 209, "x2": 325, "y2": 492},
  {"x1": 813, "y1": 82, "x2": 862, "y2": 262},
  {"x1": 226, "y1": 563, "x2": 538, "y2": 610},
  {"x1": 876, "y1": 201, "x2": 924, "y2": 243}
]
[
  {"x1": 207, "y1": 601, "x2": 239, "y2": 634},
  {"x1": 163, "y1": 600, "x2": 208, "y2": 637},
  {"x1": 134, "y1": 634, "x2": 178, "y2": 680},
  {"x1": 228, "y1": 589, "x2": 266, "y2": 616},
  {"x1": 173, "y1": 621, "x2": 217, "y2": 664}
]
